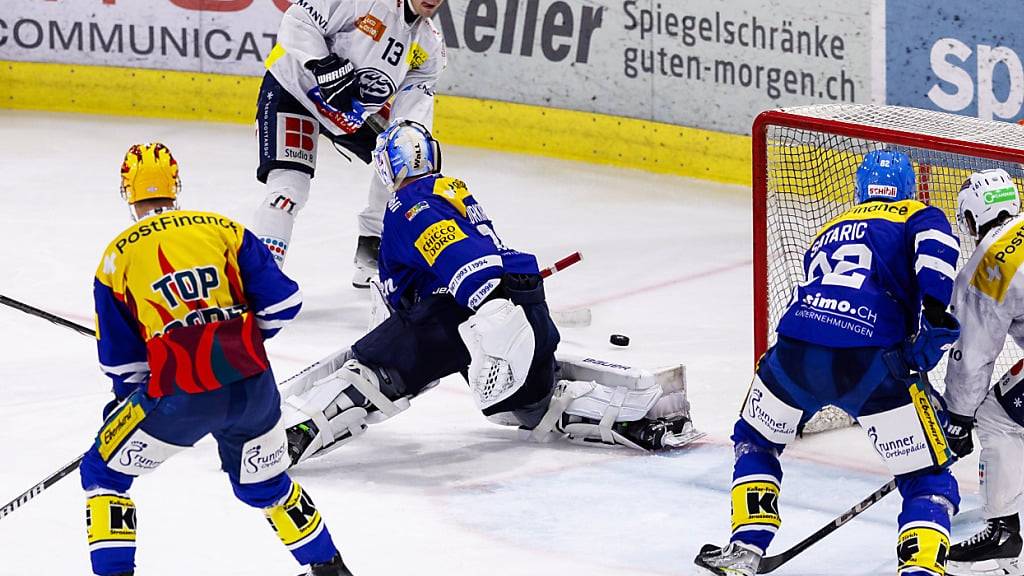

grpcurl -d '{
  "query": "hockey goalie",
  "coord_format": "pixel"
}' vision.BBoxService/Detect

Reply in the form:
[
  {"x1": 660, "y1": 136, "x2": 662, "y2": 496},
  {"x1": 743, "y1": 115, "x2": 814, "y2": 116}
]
[{"x1": 278, "y1": 121, "x2": 704, "y2": 466}]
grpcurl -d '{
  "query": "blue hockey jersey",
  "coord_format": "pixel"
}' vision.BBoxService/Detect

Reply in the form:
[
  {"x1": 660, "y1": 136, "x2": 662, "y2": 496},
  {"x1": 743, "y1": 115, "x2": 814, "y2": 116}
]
[
  {"x1": 776, "y1": 200, "x2": 959, "y2": 348},
  {"x1": 379, "y1": 174, "x2": 539, "y2": 310}
]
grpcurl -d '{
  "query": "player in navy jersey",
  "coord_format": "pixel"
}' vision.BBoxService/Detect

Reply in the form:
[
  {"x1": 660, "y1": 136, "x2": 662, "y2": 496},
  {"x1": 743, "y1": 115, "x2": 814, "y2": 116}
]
[
  {"x1": 80, "y1": 144, "x2": 351, "y2": 576},
  {"x1": 696, "y1": 150, "x2": 962, "y2": 576},
  {"x1": 279, "y1": 121, "x2": 701, "y2": 464}
]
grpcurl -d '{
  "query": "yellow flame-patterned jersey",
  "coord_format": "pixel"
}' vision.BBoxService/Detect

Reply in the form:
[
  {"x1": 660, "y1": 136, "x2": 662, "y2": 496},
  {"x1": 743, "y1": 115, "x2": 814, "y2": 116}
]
[{"x1": 94, "y1": 210, "x2": 301, "y2": 398}]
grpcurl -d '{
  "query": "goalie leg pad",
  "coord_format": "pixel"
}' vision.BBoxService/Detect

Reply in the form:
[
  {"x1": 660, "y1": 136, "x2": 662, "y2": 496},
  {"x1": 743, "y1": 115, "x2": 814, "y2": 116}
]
[
  {"x1": 458, "y1": 298, "x2": 536, "y2": 412},
  {"x1": 281, "y1": 359, "x2": 410, "y2": 466},
  {"x1": 528, "y1": 378, "x2": 663, "y2": 448}
]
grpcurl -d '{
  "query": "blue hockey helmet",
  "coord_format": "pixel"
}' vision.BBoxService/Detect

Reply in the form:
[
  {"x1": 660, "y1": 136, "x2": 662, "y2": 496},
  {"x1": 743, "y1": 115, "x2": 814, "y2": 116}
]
[
  {"x1": 854, "y1": 149, "x2": 916, "y2": 204},
  {"x1": 372, "y1": 119, "x2": 441, "y2": 190}
]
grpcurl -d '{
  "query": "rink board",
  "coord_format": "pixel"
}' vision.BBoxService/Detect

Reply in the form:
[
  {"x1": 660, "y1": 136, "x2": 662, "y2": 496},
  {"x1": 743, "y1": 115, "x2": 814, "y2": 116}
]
[{"x1": 0, "y1": 60, "x2": 751, "y2": 185}]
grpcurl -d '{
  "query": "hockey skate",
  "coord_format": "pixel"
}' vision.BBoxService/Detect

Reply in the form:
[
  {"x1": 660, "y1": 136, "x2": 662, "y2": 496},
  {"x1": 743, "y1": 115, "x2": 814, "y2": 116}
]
[
  {"x1": 694, "y1": 541, "x2": 763, "y2": 576},
  {"x1": 300, "y1": 554, "x2": 355, "y2": 576},
  {"x1": 352, "y1": 235, "x2": 380, "y2": 289},
  {"x1": 617, "y1": 415, "x2": 706, "y2": 450},
  {"x1": 947, "y1": 514, "x2": 1024, "y2": 576}
]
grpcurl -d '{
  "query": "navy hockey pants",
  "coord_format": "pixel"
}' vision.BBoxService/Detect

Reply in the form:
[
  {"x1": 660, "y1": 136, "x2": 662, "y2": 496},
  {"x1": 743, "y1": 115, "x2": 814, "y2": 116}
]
[
  {"x1": 352, "y1": 275, "x2": 561, "y2": 419},
  {"x1": 79, "y1": 371, "x2": 337, "y2": 575}
]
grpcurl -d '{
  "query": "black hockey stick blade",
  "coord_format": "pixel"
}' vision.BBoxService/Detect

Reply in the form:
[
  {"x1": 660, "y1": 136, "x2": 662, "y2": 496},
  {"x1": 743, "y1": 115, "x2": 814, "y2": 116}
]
[
  {"x1": 756, "y1": 479, "x2": 897, "y2": 574},
  {"x1": 0, "y1": 294, "x2": 94, "y2": 338},
  {"x1": 0, "y1": 454, "x2": 85, "y2": 521}
]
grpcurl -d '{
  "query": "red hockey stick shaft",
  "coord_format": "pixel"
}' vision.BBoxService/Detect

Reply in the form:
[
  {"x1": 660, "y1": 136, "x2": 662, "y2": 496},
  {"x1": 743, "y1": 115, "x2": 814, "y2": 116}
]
[{"x1": 540, "y1": 251, "x2": 583, "y2": 278}]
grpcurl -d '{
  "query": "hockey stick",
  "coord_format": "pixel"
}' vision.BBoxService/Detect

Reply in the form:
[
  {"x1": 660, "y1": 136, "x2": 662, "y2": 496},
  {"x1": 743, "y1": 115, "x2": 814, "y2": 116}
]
[
  {"x1": 0, "y1": 454, "x2": 85, "y2": 520},
  {"x1": 539, "y1": 251, "x2": 593, "y2": 327},
  {"x1": 540, "y1": 251, "x2": 583, "y2": 278},
  {"x1": 0, "y1": 252, "x2": 587, "y2": 519},
  {"x1": 755, "y1": 479, "x2": 897, "y2": 573},
  {"x1": 0, "y1": 294, "x2": 94, "y2": 338}
]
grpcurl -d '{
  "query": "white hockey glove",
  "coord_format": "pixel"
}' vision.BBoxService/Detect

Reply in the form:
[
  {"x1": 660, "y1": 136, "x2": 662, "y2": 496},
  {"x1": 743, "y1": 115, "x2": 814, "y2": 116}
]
[{"x1": 458, "y1": 298, "x2": 536, "y2": 411}]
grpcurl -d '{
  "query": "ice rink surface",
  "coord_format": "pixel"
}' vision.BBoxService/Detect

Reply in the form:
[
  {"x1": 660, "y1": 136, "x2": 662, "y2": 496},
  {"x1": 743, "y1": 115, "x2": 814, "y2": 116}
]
[{"x1": 0, "y1": 111, "x2": 984, "y2": 575}]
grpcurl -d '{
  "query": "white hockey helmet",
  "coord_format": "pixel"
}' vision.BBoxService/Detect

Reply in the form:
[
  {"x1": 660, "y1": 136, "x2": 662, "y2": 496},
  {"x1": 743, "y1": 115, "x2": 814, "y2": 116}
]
[
  {"x1": 372, "y1": 119, "x2": 441, "y2": 190},
  {"x1": 956, "y1": 168, "x2": 1021, "y2": 238}
]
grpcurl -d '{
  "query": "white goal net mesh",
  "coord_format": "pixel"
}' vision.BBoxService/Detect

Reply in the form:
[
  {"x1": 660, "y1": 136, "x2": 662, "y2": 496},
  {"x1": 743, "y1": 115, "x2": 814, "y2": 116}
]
[{"x1": 758, "y1": 104, "x2": 1024, "y2": 433}]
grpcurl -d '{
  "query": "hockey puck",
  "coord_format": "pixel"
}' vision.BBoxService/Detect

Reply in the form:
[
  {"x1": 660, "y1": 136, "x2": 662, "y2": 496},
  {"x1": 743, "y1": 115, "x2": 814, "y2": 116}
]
[{"x1": 610, "y1": 334, "x2": 630, "y2": 347}]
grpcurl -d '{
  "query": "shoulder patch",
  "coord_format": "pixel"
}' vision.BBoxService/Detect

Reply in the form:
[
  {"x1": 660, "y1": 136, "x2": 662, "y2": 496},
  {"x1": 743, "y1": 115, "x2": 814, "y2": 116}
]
[
  {"x1": 415, "y1": 219, "x2": 467, "y2": 265},
  {"x1": 971, "y1": 220, "x2": 1024, "y2": 303},
  {"x1": 407, "y1": 42, "x2": 429, "y2": 69},
  {"x1": 357, "y1": 13, "x2": 386, "y2": 41},
  {"x1": 432, "y1": 177, "x2": 472, "y2": 217},
  {"x1": 405, "y1": 200, "x2": 430, "y2": 221}
]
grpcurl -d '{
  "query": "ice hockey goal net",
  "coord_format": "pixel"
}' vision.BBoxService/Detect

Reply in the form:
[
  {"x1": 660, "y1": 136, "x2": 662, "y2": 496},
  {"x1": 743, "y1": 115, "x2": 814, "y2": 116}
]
[{"x1": 753, "y1": 104, "x2": 1024, "y2": 432}]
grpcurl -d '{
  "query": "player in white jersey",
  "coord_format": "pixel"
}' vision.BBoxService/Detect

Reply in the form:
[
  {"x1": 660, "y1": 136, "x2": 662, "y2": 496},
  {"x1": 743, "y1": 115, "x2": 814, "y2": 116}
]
[
  {"x1": 943, "y1": 168, "x2": 1024, "y2": 575},
  {"x1": 253, "y1": 0, "x2": 446, "y2": 287}
]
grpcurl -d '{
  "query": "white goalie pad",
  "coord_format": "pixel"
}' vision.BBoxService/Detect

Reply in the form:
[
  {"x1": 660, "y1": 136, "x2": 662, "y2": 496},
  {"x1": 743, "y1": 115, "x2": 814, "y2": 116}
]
[
  {"x1": 527, "y1": 354, "x2": 699, "y2": 449},
  {"x1": 277, "y1": 347, "x2": 354, "y2": 400},
  {"x1": 556, "y1": 353, "x2": 687, "y2": 394},
  {"x1": 281, "y1": 360, "x2": 410, "y2": 465},
  {"x1": 458, "y1": 298, "x2": 536, "y2": 411}
]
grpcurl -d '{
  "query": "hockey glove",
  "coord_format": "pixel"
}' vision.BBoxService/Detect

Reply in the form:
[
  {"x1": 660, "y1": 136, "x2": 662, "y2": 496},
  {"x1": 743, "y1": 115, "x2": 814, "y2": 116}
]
[
  {"x1": 902, "y1": 300, "x2": 960, "y2": 373},
  {"x1": 943, "y1": 411, "x2": 975, "y2": 458},
  {"x1": 306, "y1": 55, "x2": 358, "y2": 112}
]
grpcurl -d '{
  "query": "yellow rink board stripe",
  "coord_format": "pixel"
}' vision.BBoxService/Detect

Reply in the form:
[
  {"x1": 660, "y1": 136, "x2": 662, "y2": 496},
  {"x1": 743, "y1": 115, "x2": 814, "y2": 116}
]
[{"x1": 1, "y1": 60, "x2": 752, "y2": 185}]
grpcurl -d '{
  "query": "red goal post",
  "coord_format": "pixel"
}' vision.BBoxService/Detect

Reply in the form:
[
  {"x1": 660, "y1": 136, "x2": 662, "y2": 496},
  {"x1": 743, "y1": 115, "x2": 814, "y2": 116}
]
[{"x1": 752, "y1": 104, "x2": 1024, "y2": 395}]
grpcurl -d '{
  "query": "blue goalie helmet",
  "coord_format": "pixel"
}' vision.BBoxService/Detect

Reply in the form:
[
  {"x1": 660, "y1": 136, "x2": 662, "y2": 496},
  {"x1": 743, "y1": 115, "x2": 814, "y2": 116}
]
[
  {"x1": 373, "y1": 119, "x2": 442, "y2": 190},
  {"x1": 854, "y1": 149, "x2": 917, "y2": 204}
]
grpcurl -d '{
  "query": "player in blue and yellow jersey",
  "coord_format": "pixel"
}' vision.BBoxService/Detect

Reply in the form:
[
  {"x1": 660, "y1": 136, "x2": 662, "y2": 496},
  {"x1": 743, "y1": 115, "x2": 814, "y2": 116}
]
[
  {"x1": 80, "y1": 143, "x2": 352, "y2": 576},
  {"x1": 696, "y1": 150, "x2": 963, "y2": 576},
  {"x1": 279, "y1": 121, "x2": 701, "y2": 466}
]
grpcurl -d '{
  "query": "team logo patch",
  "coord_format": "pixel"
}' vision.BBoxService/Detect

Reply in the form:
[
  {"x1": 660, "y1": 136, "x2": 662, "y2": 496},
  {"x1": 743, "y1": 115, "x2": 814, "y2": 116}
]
[
  {"x1": 730, "y1": 479, "x2": 781, "y2": 533},
  {"x1": 414, "y1": 219, "x2": 467, "y2": 265},
  {"x1": 985, "y1": 186, "x2": 1019, "y2": 205},
  {"x1": 355, "y1": 68, "x2": 397, "y2": 105},
  {"x1": 86, "y1": 493, "x2": 137, "y2": 547},
  {"x1": 897, "y1": 525, "x2": 949, "y2": 574},
  {"x1": 240, "y1": 422, "x2": 289, "y2": 484},
  {"x1": 405, "y1": 201, "x2": 430, "y2": 221},
  {"x1": 867, "y1": 184, "x2": 899, "y2": 199},
  {"x1": 276, "y1": 113, "x2": 317, "y2": 168},
  {"x1": 357, "y1": 13, "x2": 386, "y2": 41},
  {"x1": 407, "y1": 42, "x2": 429, "y2": 69},
  {"x1": 98, "y1": 400, "x2": 147, "y2": 461},
  {"x1": 910, "y1": 382, "x2": 952, "y2": 467}
]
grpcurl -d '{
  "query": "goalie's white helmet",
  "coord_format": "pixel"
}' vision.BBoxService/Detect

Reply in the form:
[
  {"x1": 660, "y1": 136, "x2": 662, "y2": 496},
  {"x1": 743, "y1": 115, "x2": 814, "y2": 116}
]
[
  {"x1": 372, "y1": 120, "x2": 441, "y2": 190},
  {"x1": 956, "y1": 168, "x2": 1021, "y2": 238}
]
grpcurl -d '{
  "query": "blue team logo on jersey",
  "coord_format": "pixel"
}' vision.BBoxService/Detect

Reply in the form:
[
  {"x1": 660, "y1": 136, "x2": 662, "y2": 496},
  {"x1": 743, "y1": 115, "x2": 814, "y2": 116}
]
[{"x1": 356, "y1": 68, "x2": 397, "y2": 105}]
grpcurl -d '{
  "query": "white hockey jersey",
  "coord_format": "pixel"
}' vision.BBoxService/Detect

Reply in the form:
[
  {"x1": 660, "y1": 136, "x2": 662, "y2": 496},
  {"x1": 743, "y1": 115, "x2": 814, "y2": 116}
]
[
  {"x1": 266, "y1": 0, "x2": 446, "y2": 136},
  {"x1": 944, "y1": 214, "x2": 1024, "y2": 416}
]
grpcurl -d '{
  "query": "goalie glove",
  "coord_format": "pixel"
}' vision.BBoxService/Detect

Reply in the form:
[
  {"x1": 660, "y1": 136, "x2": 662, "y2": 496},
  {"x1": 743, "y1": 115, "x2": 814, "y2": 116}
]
[
  {"x1": 458, "y1": 298, "x2": 536, "y2": 412},
  {"x1": 305, "y1": 54, "x2": 358, "y2": 113}
]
